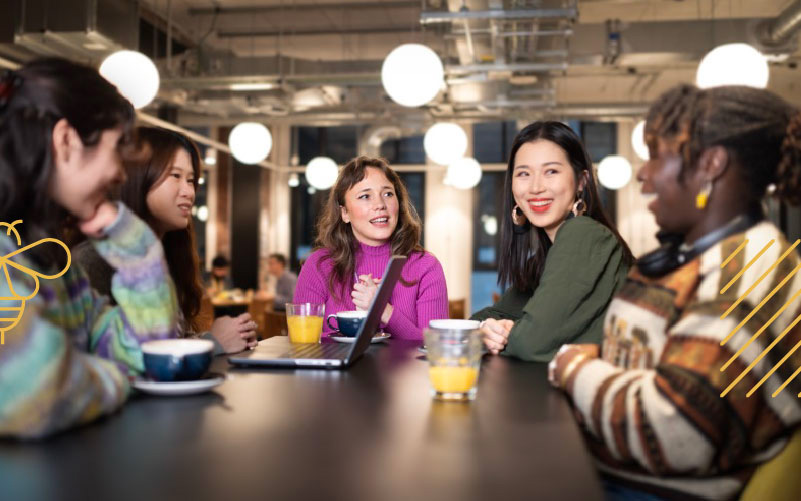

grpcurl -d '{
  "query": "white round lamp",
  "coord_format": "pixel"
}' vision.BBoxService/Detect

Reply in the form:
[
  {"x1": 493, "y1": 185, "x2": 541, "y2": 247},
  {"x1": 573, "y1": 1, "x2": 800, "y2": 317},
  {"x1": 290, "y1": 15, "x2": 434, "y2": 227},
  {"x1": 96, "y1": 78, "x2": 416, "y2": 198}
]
[
  {"x1": 597, "y1": 155, "x2": 632, "y2": 190},
  {"x1": 305, "y1": 156, "x2": 339, "y2": 190},
  {"x1": 228, "y1": 123, "x2": 272, "y2": 164},
  {"x1": 381, "y1": 44, "x2": 444, "y2": 107},
  {"x1": 696, "y1": 43, "x2": 769, "y2": 89},
  {"x1": 424, "y1": 123, "x2": 468, "y2": 165},
  {"x1": 99, "y1": 50, "x2": 160, "y2": 109}
]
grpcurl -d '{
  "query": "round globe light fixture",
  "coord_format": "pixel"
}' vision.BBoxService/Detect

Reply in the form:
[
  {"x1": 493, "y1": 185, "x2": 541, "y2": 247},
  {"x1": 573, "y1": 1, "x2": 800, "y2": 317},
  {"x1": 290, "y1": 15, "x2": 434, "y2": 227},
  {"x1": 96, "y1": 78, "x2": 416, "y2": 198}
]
[
  {"x1": 446, "y1": 157, "x2": 482, "y2": 190},
  {"x1": 381, "y1": 44, "x2": 444, "y2": 107},
  {"x1": 424, "y1": 123, "x2": 468, "y2": 165},
  {"x1": 228, "y1": 122, "x2": 272, "y2": 164},
  {"x1": 631, "y1": 120, "x2": 649, "y2": 161},
  {"x1": 696, "y1": 43, "x2": 769, "y2": 89},
  {"x1": 99, "y1": 50, "x2": 160, "y2": 109},
  {"x1": 204, "y1": 148, "x2": 217, "y2": 166},
  {"x1": 597, "y1": 155, "x2": 632, "y2": 190},
  {"x1": 305, "y1": 156, "x2": 339, "y2": 190},
  {"x1": 288, "y1": 173, "x2": 300, "y2": 188}
]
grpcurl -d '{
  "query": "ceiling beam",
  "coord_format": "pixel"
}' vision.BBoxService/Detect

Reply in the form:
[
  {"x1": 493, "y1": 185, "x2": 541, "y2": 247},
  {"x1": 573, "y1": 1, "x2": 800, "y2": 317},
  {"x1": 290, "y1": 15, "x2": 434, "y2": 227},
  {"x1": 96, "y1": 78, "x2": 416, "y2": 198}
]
[
  {"x1": 189, "y1": 1, "x2": 420, "y2": 16},
  {"x1": 218, "y1": 26, "x2": 413, "y2": 38}
]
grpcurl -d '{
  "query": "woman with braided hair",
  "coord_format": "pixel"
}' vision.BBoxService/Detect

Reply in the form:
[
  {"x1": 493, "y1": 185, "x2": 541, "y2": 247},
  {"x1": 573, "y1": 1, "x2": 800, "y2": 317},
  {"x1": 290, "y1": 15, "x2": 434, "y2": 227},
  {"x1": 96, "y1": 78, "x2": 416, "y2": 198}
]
[{"x1": 550, "y1": 84, "x2": 801, "y2": 500}]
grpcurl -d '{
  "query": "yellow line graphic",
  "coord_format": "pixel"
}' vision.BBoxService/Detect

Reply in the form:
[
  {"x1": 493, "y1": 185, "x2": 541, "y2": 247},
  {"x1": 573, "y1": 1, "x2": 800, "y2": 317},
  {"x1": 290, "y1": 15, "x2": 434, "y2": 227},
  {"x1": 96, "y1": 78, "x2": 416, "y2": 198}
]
[
  {"x1": 718, "y1": 238, "x2": 801, "y2": 399},
  {"x1": 720, "y1": 239, "x2": 774, "y2": 294},
  {"x1": 720, "y1": 240, "x2": 800, "y2": 323},
  {"x1": 721, "y1": 239, "x2": 749, "y2": 269}
]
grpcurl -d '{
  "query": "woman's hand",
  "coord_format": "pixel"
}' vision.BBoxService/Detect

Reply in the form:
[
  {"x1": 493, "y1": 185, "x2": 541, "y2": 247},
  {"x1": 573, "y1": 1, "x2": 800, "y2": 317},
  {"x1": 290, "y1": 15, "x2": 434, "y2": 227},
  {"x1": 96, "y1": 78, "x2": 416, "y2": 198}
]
[
  {"x1": 548, "y1": 344, "x2": 600, "y2": 390},
  {"x1": 352, "y1": 274, "x2": 393, "y2": 323},
  {"x1": 79, "y1": 201, "x2": 119, "y2": 238},
  {"x1": 480, "y1": 318, "x2": 515, "y2": 355},
  {"x1": 210, "y1": 313, "x2": 259, "y2": 353}
]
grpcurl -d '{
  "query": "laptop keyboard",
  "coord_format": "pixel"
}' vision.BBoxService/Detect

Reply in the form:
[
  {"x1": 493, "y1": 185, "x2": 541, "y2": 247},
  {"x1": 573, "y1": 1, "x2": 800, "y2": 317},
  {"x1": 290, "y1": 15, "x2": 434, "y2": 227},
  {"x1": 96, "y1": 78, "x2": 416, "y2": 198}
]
[{"x1": 283, "y1": 342, "x2": 351, "y2": 359}]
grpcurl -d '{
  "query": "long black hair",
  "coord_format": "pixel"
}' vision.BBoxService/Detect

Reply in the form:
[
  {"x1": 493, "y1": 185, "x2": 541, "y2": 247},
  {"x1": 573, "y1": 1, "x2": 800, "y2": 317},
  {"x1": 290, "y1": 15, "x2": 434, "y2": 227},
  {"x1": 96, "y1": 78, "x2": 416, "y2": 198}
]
[
  {"x1": 118, "y1": 126, "x2": 204, "y2": 332},
  {"x1": 0, "y1": 58, "x2": 134, "y2": 249},
  {"x1": 497, "y1": 121, "x2": 633, "y2": 292}
]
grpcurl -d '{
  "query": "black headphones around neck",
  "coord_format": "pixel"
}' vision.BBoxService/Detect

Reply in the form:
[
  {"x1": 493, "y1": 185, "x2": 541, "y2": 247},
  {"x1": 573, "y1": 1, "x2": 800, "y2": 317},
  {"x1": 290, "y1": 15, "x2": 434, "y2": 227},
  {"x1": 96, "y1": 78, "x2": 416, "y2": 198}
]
[{"x1": 636, "y1": 210, "x2": 764, "y2": 278}]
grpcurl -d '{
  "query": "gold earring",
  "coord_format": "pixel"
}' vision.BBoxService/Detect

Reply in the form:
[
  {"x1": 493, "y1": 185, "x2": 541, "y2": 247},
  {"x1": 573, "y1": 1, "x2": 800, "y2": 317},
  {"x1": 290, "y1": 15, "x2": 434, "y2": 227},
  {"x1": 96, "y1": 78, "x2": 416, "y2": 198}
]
[
  {"x1": 696, "y1": 180, "x2": 712, "y2": 209},
  {"x1": 571, "y1": 192, "x2": 586, "y2": 217},
  {"x1": 512, "y1": 205, "x2": 526, "y2": 226}
]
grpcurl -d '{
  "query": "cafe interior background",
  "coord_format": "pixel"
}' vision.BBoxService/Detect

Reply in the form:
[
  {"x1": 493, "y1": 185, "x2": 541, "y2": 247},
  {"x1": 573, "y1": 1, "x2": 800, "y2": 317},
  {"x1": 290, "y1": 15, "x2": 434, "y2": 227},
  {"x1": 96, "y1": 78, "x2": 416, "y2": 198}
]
[{"x1": 3, "y1": 0, "x2": 801, "y2": 319}]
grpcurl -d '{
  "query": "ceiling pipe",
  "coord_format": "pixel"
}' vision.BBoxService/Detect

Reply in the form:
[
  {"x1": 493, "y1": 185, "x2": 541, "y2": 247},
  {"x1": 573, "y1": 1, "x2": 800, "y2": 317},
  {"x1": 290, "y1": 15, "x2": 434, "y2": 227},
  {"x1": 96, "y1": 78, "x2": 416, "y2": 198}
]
[
  {"x1": 421, "y1": 7, "x2": 577, "y2": 23},
  {"x1": 446, "y1": 61, "x2": 567, "y2": 73},
  {"x1": 759, "y1": 0, "x2": 801, "y2": 47}
]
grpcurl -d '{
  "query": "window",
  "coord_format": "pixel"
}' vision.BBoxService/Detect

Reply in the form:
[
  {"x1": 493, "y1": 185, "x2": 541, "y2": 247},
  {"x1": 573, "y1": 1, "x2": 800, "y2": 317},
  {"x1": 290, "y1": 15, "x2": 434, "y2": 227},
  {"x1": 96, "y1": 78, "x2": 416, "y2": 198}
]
[
  {"x1": 295, "y1": 126, "x2": 358, "y2": 165},
  {"x1": 380, "y1": 135, "x2": 425, "y2": 164},
  {"x1": 473, "y1": 121, "x2": 517, "y2": 163},
  {"x1": 578, "y1": 121, "x2": 617, "y2": 163},
  {"x1": 397, "y1": 172, "x2": 426, "y2": 246},
  {"x1": 471, "y1": 171, "x2": 505, "y2": 312},
  {"x1": 289, "y1": 175, "x2": 328, "y2": 272}
]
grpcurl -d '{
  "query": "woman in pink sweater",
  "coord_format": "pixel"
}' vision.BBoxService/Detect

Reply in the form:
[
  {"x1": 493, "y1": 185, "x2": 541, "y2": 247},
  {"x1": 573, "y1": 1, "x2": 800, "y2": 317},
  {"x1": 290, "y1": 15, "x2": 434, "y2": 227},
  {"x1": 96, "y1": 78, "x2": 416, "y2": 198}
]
[{"x1": 294, "y1": 156, "x2": 448, "y2": 341}]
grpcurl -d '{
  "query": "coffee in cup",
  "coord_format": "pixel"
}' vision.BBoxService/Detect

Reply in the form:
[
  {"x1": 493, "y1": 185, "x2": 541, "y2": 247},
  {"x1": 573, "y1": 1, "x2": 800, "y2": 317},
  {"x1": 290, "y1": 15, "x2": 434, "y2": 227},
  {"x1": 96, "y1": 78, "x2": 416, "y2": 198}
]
[
  {"x1": 327, "y1": 310, "x2": 368, "y2": 337},
  {"x1": 141, "y1": 339, "x2": 214, "y2": 381}
]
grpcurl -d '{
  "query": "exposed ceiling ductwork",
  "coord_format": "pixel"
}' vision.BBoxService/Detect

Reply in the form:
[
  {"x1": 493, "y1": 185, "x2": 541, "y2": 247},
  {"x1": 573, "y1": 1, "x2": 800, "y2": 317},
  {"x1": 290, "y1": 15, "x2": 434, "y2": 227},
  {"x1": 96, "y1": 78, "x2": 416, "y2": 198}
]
[{"x1": 1, "y1": 1, "x2": 800, "y2": 126}]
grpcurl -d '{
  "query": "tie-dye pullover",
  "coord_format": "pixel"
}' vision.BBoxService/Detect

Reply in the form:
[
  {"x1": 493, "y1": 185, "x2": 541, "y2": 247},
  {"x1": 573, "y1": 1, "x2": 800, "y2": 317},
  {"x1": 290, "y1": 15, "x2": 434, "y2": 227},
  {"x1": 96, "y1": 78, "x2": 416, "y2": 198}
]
[{"x1": 0, "y1": 204, "x2": 177, "y2": 438}]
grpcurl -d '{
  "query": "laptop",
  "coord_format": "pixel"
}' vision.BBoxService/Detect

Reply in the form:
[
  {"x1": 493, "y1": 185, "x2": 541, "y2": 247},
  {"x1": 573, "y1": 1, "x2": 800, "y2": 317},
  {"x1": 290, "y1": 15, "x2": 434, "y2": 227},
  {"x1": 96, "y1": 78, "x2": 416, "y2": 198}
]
[{"x1": 228, "y1": 255, "x2": 407, "y2": 369}]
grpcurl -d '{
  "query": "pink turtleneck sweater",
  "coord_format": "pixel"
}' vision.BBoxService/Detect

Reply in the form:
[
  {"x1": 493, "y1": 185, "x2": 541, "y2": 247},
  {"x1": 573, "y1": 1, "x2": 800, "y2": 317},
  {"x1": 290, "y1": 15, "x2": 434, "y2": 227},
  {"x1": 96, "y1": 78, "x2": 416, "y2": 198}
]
[{"x1": 293, "y1": 241, "x2": 449, "y2": 340}]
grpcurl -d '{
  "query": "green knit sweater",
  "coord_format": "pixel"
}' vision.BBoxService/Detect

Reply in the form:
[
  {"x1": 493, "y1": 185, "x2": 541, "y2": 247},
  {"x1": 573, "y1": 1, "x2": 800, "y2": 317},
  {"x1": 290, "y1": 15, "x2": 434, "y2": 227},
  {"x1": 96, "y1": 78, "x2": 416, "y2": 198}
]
[{"x1": 471, "y1": 216, "x2": 630, "y2": 362}]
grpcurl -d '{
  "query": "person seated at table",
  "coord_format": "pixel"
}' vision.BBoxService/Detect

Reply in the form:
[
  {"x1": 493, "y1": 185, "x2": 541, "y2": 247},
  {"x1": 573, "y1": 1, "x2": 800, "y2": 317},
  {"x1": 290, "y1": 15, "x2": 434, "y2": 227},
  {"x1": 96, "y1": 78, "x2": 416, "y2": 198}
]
[
  {"x1": 0, "y1": 58, "x2": 178, "y2": 438},
  {"x1": 294, "y1": 156, "x2": 448, "y2": 340},
  {"x1": 257, "y1": 253, "x2": 296, "y2": 311},
  {"x1": 471, "y1": 121, "x2": 633, "y2": 361},
  {"x1": 550, "y1": 84, "x2": 801, "y2": 500},
  {"x1": 74, "y1": 127, "x2": 257, "y2": 355},
  {"x1": 205, "y1": 254, "x2": 233, "y2": 297}
]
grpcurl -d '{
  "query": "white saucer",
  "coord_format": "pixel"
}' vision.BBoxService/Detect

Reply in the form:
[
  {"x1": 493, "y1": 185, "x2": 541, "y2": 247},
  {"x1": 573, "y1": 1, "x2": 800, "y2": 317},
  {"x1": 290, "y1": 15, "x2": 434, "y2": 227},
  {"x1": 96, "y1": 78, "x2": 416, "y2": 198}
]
[
  {"x1": 329, "y1": 332, "x2": 391, "y2": 344},
  {"x1": 132, "y1": 372, "x2": 226, "y2": 396}
]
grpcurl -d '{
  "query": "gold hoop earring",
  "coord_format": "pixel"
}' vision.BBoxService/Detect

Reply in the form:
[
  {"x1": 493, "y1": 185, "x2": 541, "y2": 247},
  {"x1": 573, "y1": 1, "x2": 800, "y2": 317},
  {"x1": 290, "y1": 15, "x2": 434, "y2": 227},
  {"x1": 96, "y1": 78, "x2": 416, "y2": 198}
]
[
  {"x1": 696, "y1": 180, "x2": 712, "y2": 209},
  {"x1": 571, "y1": 194, "x2": 586, "y2": 218},
  {"x1": 512, "y1": 205, "x2": 526, "y2": 226}
]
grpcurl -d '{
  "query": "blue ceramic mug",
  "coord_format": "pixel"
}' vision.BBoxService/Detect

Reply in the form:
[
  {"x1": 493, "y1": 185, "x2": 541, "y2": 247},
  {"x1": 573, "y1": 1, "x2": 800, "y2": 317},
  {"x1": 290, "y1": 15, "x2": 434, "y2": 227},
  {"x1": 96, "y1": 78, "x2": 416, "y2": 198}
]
[
  {"x1": 141, "y1": 339, "x2": 214, "y2": 381},
  {"x1": 326, "y1": 310, "x2": 368, "y2": 337}
]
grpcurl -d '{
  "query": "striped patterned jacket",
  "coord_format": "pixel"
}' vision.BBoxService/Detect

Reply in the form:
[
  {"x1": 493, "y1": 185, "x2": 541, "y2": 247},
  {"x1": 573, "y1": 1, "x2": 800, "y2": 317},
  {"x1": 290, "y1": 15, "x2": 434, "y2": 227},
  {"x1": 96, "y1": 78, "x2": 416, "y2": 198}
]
[
  {"x1": 0, "y1": 205, "x2": 177, "y2": 439},
  {"x1": 564, "y1": 221, "x2": 801, "y2": 500}
]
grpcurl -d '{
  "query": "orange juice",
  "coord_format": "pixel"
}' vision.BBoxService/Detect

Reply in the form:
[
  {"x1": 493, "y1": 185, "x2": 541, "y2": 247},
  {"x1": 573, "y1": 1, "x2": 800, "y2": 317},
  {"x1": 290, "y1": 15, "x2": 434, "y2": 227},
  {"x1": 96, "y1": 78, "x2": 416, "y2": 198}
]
[
  {"x1": 428, "y1": 366, "x2": 479, "y2": 393},
  {"x1": 287, "y1": 315, "x2": 323, "y2": 343}
]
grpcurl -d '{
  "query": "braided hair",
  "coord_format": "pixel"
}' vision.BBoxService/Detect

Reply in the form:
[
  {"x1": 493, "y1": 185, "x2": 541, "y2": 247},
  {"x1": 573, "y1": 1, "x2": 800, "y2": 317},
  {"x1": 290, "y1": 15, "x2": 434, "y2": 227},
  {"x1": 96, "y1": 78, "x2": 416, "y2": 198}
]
[{"x1": 644, "y1": 84, "x2": 801, "y2": 206}]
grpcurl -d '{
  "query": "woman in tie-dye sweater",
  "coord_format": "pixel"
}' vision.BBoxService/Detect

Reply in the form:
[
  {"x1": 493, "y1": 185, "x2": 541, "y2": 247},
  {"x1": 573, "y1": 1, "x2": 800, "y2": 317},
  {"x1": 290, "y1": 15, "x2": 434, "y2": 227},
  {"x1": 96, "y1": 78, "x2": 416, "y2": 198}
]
[
  {"x1": 550, "y1": 85, "x2": 801, "y2": 500},
  {"x1": 0, "y1": 58, "x2": 177, "y2": 439}
]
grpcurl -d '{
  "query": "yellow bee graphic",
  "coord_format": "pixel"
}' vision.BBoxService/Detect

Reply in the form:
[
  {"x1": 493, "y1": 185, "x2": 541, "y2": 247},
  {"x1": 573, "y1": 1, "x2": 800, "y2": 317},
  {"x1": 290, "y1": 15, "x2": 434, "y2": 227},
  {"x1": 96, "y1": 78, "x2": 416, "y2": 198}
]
[{"x1": 0, "y1": 221, "x2": 71, "y2": 345}]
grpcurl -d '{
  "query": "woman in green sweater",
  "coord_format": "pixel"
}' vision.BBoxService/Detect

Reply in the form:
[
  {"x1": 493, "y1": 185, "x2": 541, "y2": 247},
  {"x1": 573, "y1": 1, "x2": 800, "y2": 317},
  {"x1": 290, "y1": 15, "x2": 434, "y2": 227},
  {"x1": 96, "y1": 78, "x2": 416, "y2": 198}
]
[{"x1": 471, "y1": 121, "x2": 633, "y2": 361}]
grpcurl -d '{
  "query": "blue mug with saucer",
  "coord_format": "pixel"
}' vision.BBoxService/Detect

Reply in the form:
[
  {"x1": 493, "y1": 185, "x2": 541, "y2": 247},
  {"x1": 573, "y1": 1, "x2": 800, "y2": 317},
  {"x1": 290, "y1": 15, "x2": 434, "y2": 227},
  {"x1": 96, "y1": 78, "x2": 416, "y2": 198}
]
[
  {"x1": 141, "y1": 339, "x2": 214, "y2": 381},
  {"x1": 326, "y1": 310, "x2": 368, "y2": 337}
]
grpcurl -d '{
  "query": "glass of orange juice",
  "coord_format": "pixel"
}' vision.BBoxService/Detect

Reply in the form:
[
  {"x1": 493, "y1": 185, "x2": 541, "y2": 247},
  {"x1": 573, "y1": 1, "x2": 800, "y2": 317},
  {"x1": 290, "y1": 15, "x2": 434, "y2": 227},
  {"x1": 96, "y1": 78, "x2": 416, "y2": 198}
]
[
  {"x1": 424, "y1": 327, "x2": 482, "y2": 401},
  {"x1": 285, "y1": 303, "x2": 324, "y2": 343}
]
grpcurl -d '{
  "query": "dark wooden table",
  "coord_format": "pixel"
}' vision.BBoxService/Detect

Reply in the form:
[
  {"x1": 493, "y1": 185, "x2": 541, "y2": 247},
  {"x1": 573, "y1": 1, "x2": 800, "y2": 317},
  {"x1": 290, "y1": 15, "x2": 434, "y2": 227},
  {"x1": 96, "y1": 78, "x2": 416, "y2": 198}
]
[{"x1": 0, "y1": 341, "x2": 603, "y2": 501}]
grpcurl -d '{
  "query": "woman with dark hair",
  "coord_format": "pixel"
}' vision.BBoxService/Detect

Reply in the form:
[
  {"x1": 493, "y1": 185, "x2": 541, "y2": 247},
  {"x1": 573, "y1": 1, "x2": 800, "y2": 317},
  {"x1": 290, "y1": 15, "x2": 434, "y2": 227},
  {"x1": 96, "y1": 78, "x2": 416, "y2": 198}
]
[
  {"x1": 0, "y1": 59, "x2": 177, "y2": 438},
  {"x1": 471, "y1": 121, "x2": 633, "y2": 361},
  {"x1": 74, "y1": 126, "x2": 258, "y2": 354},
  {"x1": 550, "y1": 85, "x2": 801, "y2": 500},
  {"x1": 294, "y1": 156, "x2": 448, "y2": 340}
]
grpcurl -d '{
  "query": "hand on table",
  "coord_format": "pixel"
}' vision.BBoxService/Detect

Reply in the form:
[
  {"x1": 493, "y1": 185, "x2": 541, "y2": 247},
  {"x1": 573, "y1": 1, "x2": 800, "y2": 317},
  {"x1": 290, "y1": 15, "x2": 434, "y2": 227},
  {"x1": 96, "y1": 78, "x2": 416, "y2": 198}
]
[
  {"x1": 211, "y1": 313, "x2": 259, "y2": 353},
  {"x1": 548, "y1": 344, "x2": 600, "y2": 390},
  {"x1": 480, "y1": 318, "x2": 515, "y2": 355},
  {"x1": 351, "y1": 274, "x2": 393, "y2": 323}
]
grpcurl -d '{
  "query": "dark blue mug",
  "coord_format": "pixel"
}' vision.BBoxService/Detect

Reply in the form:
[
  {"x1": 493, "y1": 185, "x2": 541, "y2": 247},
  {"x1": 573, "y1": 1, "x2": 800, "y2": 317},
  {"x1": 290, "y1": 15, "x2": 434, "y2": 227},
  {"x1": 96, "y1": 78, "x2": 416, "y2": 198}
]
[
  {"x1": 141, "y1": 339, "x2": 214, "y2": 381},
  {"x1": 326, "y1": 310, "x2": 368, "y2": 337}
]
